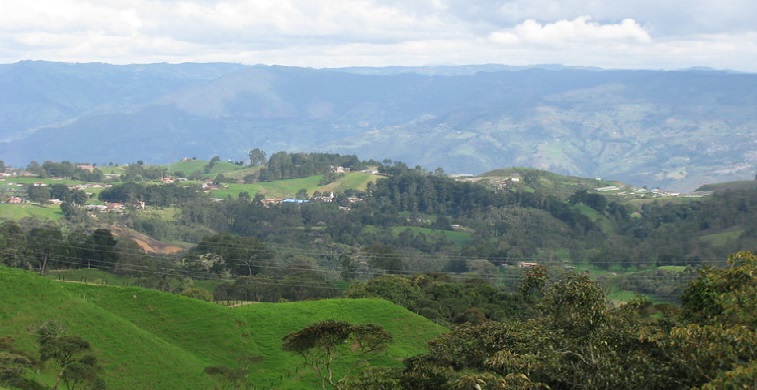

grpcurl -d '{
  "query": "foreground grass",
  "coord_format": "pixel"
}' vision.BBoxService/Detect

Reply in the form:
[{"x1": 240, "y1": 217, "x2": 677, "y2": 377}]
[{"x1": 0, "y1": 267, "x2": 446, "y2": 389}]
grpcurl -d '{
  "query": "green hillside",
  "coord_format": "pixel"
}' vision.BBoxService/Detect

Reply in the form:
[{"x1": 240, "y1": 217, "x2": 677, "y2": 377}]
[
  {"x1": 0, "y1": 267, "x2": 446, "y2": 389},
  {"x1": 210, "y1": 172, "x2": 380, "y2": 199},
  {"x1": 479, "y1": 167, "x2": 614, "y2": 199}
]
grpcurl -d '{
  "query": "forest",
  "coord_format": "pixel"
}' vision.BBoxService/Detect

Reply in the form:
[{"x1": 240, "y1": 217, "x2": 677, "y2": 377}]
[{"x1": 1, "y1": 153, "x2": 756, "y2": 388}]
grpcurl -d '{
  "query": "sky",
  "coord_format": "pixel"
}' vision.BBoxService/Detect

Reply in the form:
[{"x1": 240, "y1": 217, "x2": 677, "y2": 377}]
[{"x1": 1, "y1": 0, "x2": 756, "y2": 72}]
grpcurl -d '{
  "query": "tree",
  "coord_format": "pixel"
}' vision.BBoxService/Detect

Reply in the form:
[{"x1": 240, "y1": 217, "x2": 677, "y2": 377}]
[
  {"x1": 679, "y1": 251, "x2": 756, "y2": 327},
  {"x1": 185, "y1": 234, "x2": 274, "y2": 277},
  {"x1": 35, "y1": 320, "x2": 105, "y2": 390},
  {"x1": 28, "y1": 225, "x2": 65, "y2": 274},
  {"x1": 80, "y1": 229, "x2": 118, "y2": 269},
  {"x1": 282, "y1": 320, "x2": 392, "y2": 390},
  {"x1": 0, "y1": 337, "x2": 36, "y2": 389},
  {"x1": 26, "y1": 161, "x2": 45, "y2": 176},
  {"x1": 296, "y1": 188, "x2": 309, "y2": 200},
  {"x1": 181, "y1": 288, "x2": 214, "y2": 302},
  {"x1": 652, "y1": 251, "x2": 757, "y2": 387},
  {"x1": 363, "y1": 244, "x2": 403, "y2": 274},
  {"x1": 0, "y1": 221, "x2": 28, "y2": 269},
  {"x1": 27, "y1": 185, "x2": 52, "y2": 203},
  {"x1": 248, "y1": 148, "x2": 267, "y2": 166},
  {"x1": 398, "y1": 255, "x2": 757, "y2": 389},
  {"x1": 402, "y1": 273, "x2": 678, "y2": 389}
]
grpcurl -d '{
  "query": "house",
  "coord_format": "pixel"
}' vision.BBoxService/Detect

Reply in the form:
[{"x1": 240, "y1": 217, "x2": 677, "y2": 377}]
[
  {"x1": 517, "y1": 262, "x2": 540, "y2": 268},
  {"x1": 262, "y1": 198, "x2": 283, "y2": 206},
  {"x1": 107, "y1": 203, "x2": 125, "y2": 211},
  {"x1": 313, "y1": 192, "x2": 335, "y2": 202},
  {"x1": 85, "y1": 204, "x2": 108, "y2": 212},
  {"x1": 7, "y1": 196, "x2": 23, "y2": 204},
  {"x1": 282, "y1": 199, "x2": 309, "y2": 204},
  {"x1": 77, "y1": 164, "x2": 95, "y2": 172}
]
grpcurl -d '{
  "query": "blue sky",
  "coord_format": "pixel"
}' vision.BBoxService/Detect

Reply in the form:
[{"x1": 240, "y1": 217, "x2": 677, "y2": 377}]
[{"x1": 2, "y1": 0, "x2": 756, "y2": 71}]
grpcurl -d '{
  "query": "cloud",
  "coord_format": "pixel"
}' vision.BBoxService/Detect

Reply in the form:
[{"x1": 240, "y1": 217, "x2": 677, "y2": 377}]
[
  {"x1": 490, "y1": 16, "x2": 651, "y2": 45},
  {"x1": 0, "y1": 1, "x2": 755, "y2": 72}
]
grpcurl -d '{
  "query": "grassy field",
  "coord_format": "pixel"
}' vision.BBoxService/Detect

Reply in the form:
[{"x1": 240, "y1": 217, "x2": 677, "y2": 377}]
[
  {"x1": 0, "y1": 267, "x2": 446, "y2": 389},
  {"x1": 166, "y1": 160, "x2": 243, "y2": 178},
  {"x1": 0, "y1": 203, "x2": 63, "y2": 221},
  {"x1": 699, "y1": 229, "x2": 743, "y2": 246},
  {"x1": 210, "y1": 172, "x2": 380, "y2": 199}
]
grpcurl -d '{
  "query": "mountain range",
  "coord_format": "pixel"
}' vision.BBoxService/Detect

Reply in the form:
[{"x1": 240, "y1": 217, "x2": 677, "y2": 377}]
[{"x1": 1, "y1": 60, "x2": 756, "y2": 191}]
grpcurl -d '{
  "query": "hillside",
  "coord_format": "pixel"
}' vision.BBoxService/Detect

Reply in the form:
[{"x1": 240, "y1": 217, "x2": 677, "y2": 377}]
[
  {"x1": 1, "y1": 62, "x2": 756, "y2": 191},
  {"x1": 0, "y1": 267, "x2": 446, "y2": 389}
]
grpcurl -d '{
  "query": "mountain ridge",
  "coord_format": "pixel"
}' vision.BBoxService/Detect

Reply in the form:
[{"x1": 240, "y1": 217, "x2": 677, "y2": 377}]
[{"x1": 1, "y1": 61, "x2": 755, "y2": 191}]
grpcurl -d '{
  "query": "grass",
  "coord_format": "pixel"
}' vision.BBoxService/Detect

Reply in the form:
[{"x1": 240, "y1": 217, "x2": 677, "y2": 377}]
[
  {"x1": 0, "y1": 266, "x2": 446, "y2": 390},
  {"x1": 0, "y1": 203, "x2": 63, "y2": 221},
  {"x1": 606, "y1": 289, "x2": 644, "y2": 302},
  {"x1": 44, "y1": 268, "x2": 132, "y2": 286},
  {"x1": 210, "y1": 172, "x2": 379, "y2": 199},
  {"x1": 166, "y1": 160, "x2": 243, "y2": 178},
  {"x1": 657, "y1": 265, "x2": 687, "y2": 273},
  {"x1": 4, "y1": 177, "x2": 84, "y2": 186},
  {"x1": 699, "y1": 229, "x2": 743, "y2": 246},
  {"x1": 318, "y1": 172, "x2": 381, "y2": 193}
]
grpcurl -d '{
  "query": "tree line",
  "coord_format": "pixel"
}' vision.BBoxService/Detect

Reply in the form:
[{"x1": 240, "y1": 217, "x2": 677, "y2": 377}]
[{"x1": 290, "y1": 253, "x2": 755, "y2": 389}]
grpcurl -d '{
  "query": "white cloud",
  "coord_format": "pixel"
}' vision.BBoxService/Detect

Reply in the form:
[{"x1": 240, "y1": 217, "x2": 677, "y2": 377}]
[
  {"x1": 0, "y1": 1, "x2": 755, "y2": 72},
  {"x1": 490, "y1": 17, "x2": 650, "y2": 45}
]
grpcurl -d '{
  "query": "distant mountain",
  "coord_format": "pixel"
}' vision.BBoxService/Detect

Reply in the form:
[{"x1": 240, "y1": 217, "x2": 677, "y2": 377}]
[{"x1": 1, "y1": 61, "x2": 755, "y2": 191}]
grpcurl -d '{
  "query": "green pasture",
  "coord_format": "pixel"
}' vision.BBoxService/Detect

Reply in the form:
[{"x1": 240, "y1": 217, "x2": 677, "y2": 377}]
[
  {"x1": 210, "y1": 172, "x2": 378, "y2": 199},
  {"x1": 0, "y1": 266, "x2": 446, "y2": 390},
  {"x1": 167, "y1": 160, "x2": 242, "y2": 178},
  {"x1": 699, "y1": 229, "x2": 743, "y2": 246},
  {"x1": 0, "y1": 203, "x2": 63, "y2": 221}
]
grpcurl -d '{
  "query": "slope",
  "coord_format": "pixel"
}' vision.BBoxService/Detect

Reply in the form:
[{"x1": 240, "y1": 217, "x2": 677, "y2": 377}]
[{"x1": 0, "y1": 267, "x2": 446, "y2": 389}]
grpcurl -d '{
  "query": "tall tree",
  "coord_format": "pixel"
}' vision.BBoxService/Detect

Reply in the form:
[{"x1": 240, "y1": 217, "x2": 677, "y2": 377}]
[
  {"x1": 35, "y1": 320, "x2": 104, "y2": 390},
  {"x1": 28, "y1": 225, "x2": 64, "y2": 274},
  {"x1": 248, "y1": 148, "x2": 267, "y2": 166},
  {"x1": 80, "y1": 229, "x2": 118, "y2": 269},
  {"x1": 283, "y1": 320, "x2": 392, "y2": 390}
]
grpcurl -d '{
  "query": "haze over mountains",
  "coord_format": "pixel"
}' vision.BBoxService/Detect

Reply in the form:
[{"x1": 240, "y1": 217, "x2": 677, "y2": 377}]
[{"x1": 1, "y1": 61, "x2": 756, "y2": 191}]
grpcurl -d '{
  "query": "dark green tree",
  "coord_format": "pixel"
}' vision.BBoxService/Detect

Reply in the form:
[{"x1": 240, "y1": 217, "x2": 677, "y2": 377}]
[
  {"x1": 28, "y1": 225, "x2": 65, "y2": 274},
  {"x1": 35, "y1": 320, "x2": 105, "y2": 390},
  {"x1": 283, "y1": 320, "x2": 392, "y2": 390},
  {"x1": 0, "y1": 221, "x2": 28, "y2": 268},
  {"x1": 0, "y1": 337, "x2": 37, "y2": 389},
  {"x1": 80, "y1": 229, "x2": 118, "y2": 269},
  {"x1": 27, "y1": 185, "x2": 52, "y2": 203},
  {"x1": 248, "y1": 148, "x2": 267, "y2": 166},
  {"x1": 363, "y1": 244, "x2": 403, "y2": 274}
]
